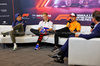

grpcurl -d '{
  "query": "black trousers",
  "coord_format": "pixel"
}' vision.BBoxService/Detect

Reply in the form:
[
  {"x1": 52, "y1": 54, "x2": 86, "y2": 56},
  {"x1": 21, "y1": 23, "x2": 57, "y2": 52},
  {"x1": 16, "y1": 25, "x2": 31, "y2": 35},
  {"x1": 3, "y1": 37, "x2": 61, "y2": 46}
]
[
  {"x1": 55, "y1": 27, "x2": 75, "y2": 47},
  {"x1": 30, "y1": 28, "x2": 53, "y2": 44}
]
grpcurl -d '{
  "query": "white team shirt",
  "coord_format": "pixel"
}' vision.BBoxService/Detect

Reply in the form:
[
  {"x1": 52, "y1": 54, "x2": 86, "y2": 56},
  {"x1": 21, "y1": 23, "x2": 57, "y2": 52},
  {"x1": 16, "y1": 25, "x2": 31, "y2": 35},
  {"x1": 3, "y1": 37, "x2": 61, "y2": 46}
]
[{"x1": 39, "y1": 20, "x2": 53, "y2": 29}]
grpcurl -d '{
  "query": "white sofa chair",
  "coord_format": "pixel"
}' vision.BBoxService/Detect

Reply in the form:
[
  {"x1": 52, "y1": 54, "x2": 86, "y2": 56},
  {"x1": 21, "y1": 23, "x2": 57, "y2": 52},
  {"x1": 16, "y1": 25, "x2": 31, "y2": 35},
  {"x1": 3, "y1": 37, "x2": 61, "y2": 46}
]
[
  {"x1": 68, "y1": 37, "x2": 100, "y2": 66},
  {"x1": 0, "y1": 24, "x2": 91, "y2": 45}
]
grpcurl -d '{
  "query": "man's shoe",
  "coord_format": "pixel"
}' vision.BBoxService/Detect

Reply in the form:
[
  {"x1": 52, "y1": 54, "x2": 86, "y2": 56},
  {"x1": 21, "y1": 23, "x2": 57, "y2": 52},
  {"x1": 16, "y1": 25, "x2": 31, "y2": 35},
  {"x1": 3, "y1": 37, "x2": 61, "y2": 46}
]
[
  {"x1": 54, "y1": 57, "x2": 64, "y2": 63},
  {"x1": 35, "y1": 44, "x2": 40, "y2": 50},
  {"x1": 48, "y1": 54, "x2": 61, "y2": 58},
  {"x1": 1, "y1": 32, "x2": 9, "y2": 37},
  {"x1": 51, "y1": 47, "x2": 59, "y2": 52},
  {"x1": 13, "y1": 47, "x2": 18, "y2": 51}
]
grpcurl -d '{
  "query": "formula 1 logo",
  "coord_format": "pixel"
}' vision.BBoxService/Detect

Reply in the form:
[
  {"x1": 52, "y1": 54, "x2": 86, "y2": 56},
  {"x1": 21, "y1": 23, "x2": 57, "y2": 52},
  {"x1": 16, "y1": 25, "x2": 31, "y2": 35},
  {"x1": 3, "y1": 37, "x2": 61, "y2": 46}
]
[
  {"x1": 55, "y1": 14, "x2": 71, "y2": 21},
  {"x1": 22, "y1": 13, "x2": 30, "y2": 19},
  {"x1": 22, "y1": 13, "x2": 29, "y2": 17}
]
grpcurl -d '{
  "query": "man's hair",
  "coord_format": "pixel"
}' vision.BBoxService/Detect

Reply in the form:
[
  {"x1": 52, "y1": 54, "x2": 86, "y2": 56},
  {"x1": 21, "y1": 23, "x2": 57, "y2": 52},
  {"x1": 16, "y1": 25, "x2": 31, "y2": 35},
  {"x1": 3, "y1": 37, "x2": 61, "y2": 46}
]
[
  {"x1": 92, "y1": 11, "x2": 100, "y2": 22},
  {"x1": 42, "y1": 13, "x2": 48, "y2": 16}
]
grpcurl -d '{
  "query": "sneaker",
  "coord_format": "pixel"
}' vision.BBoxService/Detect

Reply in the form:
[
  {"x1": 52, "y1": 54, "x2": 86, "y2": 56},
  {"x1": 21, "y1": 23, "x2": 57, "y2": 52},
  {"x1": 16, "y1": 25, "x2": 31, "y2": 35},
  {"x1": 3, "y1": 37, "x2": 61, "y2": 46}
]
[
  {"x1": 35, "y1": 44, "x2": 40, "y2": 50},
  {"x1": 54, "y1": 57, "x2": 64, "y2": 63},
  {"x1": 51, "y1": 47, "x2": 59, "y2": 52},
  {"x1": 1, "y1": 32, "x2": 9, "y2": 37},
  {"x1": 48, "y1": 54, "x2": 61, "y2": 58},
  {"x1": 13, "y1": 46, "x2": 18, "y2": 51}
]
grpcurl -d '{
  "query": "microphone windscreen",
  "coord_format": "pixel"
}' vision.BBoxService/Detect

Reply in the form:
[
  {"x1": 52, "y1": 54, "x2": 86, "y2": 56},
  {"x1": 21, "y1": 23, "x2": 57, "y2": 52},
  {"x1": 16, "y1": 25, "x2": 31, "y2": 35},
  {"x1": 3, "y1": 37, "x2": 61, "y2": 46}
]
[
  {"x1": 91, "y1": 23, "x2": 95, "y2": 29},
  {"x1": 69, "y1": 19, "x2": 72, "y2": 23}
]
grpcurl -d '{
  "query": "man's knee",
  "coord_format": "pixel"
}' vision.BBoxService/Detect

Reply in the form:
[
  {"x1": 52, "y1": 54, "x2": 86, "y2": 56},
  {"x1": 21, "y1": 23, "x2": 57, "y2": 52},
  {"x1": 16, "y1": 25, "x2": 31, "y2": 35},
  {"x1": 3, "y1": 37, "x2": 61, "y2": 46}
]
[
  {"x1": 30, "y1": 28, "x2": 33, "y2": 32},
  {"x1": 69, "y1": 35, "x2": 75, "y2": 38},
  {"x1": 10, "y1": 31, "x2": 14, "y2": 35}
]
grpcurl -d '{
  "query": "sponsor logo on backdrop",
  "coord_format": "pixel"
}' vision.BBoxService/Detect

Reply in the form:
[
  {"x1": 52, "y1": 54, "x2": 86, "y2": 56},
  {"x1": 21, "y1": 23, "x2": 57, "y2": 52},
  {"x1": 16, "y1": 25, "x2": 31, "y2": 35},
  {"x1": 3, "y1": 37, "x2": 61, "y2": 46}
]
[
  {"x1": 22, "y1": 13, "x2": 30, "y2": 19},
  {"x1": 32, "y1": 14, "x2": 51, "y2": 19},
  {"x1": 55, "y1": 14, "x2": 92, "y2": 21},
  {"x1": 0, "y1": 15, "x2": 10, "y2": 17},
  {"x1": 55, "y1": 14, "x2": 70, "y2": 21},
  {"x1": 0, "y1": 9, "x2": 7, "y2": 12},
  {"x1": 0, "y1": 3, "x2": 7, "y2": 5},
  {"x1": 2, "y1": 21, "x2": 8, "y2": 25}
]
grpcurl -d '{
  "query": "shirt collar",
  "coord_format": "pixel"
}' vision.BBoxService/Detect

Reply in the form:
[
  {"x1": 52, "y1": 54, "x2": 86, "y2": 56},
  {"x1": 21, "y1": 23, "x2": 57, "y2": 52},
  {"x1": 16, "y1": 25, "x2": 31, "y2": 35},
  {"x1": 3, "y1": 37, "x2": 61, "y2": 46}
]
[
  {"x1": 43, "y1": 20, "x2": 49, "y2": 22},
  {"x1": 71, "y1": 21, "x2": 77, "y2": 23},
  {"x1": 16, "y1": 20, "x2": 22, "y2": 22},
  {"x1": 94, "y1": 22, "x2": 100, "y2": 29}
]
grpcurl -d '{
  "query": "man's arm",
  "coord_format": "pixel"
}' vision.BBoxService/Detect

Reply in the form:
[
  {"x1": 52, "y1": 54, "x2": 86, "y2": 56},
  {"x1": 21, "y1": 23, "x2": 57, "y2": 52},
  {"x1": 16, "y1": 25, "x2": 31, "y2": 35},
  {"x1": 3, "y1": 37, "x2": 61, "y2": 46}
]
[
  {"x1": 74, "y1": 30, "x2": 80, "y2": 33},
  {"x1": 12, "y1": 22, "x2": 15, "y2": 29},
  {"x1": 38, "y1": 21, "x2": 43, "y2": 31},
  {"x1": 22, "y1": 21, "x2": 27, "y2": 26},
  {"x1": 75, "y1": 26, "x2": 100, "y2": 39},
  {"x1": 38, "y1": 27, "x2": 42, "y2": 32},
  {"x1": 47, "y1": 22, "x2": 53, "y2": 31},
  {"x1": 76, "y1": 23, "x2": 81, "y2": 33},
  {"x1": 46, "y1": 28, "x2": 53, "y2": 31},
  {"x1": 75, "y1": 31, "x2": 99, "y2": 39},
  {"x1": 66, "y1": 22, "x2": 70, "y2": 27}
]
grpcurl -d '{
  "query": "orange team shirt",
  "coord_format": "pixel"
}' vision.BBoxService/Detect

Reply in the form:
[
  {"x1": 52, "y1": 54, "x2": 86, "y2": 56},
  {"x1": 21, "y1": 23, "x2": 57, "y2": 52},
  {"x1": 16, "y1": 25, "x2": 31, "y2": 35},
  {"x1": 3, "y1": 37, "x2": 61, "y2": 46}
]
[{"x1": 66, "y1": 21, "x2": 81, "y2": 32}]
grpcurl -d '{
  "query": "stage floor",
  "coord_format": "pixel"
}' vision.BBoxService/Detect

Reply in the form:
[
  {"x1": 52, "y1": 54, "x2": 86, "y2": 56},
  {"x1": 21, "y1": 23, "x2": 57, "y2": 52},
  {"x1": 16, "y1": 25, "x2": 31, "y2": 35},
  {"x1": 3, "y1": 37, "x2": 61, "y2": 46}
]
[{"x1": 0, "y1": 44, "x2": 68, "y2": 66}]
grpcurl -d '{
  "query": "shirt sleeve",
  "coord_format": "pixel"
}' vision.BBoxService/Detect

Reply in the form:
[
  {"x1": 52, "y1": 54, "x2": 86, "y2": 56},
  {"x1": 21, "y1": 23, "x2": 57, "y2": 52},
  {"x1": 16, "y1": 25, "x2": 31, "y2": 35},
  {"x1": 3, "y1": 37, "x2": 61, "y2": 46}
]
[
  {"x1": 76, "y1": 23, "x2": 81, "y2": 31},
  {"x1": 66, "y1": 22, "x2": 69, "y2": 27},
  {"x1": 79, "y1": 32, "x2": 97, "y2": 39},
  {"x1": 49, "y1": 21, "x2": 53, "y2": 28},
  {"x1": 79, "y1": 27, "x2": 100, "y2": 39},
  {"x1": 23, "y1": 21, "x2": 27, "y2": 26},
  {"x1": 12, "y1": 22, "x2": 15, "y2": 28},
  {"x1": 39, "y1": 21, "x2": 42, "y2": 28}
]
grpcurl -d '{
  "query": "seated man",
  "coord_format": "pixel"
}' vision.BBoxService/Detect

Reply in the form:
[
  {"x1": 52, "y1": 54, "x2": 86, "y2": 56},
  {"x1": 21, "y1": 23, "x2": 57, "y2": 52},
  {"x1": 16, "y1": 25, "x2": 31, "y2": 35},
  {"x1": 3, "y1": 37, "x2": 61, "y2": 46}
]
[
  {"x1": 49, "y1": 10, "x2": 100, "y2": 63},
  {"x1": 30, "y1": 13, "x2": 53, "y2": 50},
  {"x1": 51, "y1": 13, "x2": 81, "y2": 52},
  {"x1": 1, "y1": 13, "x2": 27, "y2": 51}
]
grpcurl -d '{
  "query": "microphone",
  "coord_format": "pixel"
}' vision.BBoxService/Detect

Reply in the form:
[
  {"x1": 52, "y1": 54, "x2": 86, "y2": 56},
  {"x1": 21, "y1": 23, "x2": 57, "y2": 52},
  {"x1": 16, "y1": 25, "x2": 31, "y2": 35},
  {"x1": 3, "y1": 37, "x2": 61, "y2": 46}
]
[
  {"x1": 91, "y1": 23, "x2": 95, "y2": 29},
  {"x1": 68, "y1": 19, "x2": 72, "y2": 23}
]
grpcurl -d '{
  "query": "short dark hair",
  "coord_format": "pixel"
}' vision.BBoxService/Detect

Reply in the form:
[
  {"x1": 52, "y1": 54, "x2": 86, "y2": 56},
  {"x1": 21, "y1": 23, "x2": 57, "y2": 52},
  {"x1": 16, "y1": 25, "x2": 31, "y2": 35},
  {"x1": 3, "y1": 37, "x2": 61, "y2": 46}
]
[
  {"x1": 42, "y1": 13, "x2": 48, "y2": 16},
  {"x1": 92, "y1": 11, "x2": 100, "y2": 22}
]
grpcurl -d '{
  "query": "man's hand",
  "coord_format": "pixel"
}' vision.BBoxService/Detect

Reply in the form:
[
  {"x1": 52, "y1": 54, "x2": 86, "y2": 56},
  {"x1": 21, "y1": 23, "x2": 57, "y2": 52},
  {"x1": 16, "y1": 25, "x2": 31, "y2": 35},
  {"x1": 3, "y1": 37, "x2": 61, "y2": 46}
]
[
  {"x1": 90, "y1": 28, "x2": 93, "y2": 32},
  {"x1": 21, "y1": 23, "x2": 24, "y2": 25},
  {"x1": 67, "y1": 24, "x2": 70, "y2": 28},
  {"x1": 38, "y1": 28, "x2": 42, "y2": 32},
  {"x1": 46, "y1": 29, "x2": 50, "y2": 31},
  {"x1": 75, "y1": 34, "x2": 79, "y2": 37},
  {"x1": 39, "y1": 29, "x2": 42, "y2": 32},
  {"x1": 46, "y1": 28, "x2": 52, "y2": 31}
]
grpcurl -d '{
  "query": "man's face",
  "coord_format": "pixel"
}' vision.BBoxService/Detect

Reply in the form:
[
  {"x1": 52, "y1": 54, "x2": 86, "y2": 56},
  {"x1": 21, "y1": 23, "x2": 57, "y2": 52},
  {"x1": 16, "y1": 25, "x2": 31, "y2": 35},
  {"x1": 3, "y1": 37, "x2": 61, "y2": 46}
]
[
  {"x1": 92, "y1": 17, "x2": 96, "y2": 24},
  {"x1": 42, "y1": 14, "x2": 48, "y2": 20},
  {"x1": 70, "y1": 16, "x2": 76, "y2": 22},
  {"x1": 16, "y1": 15, "x2": 22, "y2": 21}
]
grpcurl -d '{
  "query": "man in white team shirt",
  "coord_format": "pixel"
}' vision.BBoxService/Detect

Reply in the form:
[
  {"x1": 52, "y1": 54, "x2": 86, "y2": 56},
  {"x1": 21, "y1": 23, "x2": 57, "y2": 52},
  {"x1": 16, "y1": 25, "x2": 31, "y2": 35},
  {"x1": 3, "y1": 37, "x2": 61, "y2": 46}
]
[{"x1": 30, "y1": 13, "x2": 53, "y2": 50}]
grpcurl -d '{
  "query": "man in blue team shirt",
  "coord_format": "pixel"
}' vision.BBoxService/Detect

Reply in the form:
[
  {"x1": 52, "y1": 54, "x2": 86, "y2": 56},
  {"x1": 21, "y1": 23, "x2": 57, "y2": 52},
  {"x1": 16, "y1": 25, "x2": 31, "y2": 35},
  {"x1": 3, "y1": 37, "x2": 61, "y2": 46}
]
[
  {"x1": 2, "y1": 13, "x2": 26, "y2": 51},
  {"x1": 49, "y1": 11, "x2": 100, "y2": 63}
]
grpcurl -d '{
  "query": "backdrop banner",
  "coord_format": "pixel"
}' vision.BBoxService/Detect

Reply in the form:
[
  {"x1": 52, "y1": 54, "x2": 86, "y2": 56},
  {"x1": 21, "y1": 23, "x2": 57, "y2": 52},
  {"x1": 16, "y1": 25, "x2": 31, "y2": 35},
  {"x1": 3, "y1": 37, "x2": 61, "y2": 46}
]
[
  {"x1": 20, "y1": 0, "x2": 100, "y2": 26},
  {"x1": 0, "y1": 0, "x2": 100, "y2": 26}
]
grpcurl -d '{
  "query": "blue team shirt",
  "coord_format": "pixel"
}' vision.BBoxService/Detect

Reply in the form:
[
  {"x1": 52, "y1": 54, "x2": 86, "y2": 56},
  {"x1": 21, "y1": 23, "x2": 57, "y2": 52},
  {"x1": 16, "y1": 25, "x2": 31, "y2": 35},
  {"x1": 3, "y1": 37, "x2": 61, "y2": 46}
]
[{"x1": 12, "y1": 20, "x2": 27, "y2": 32}]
